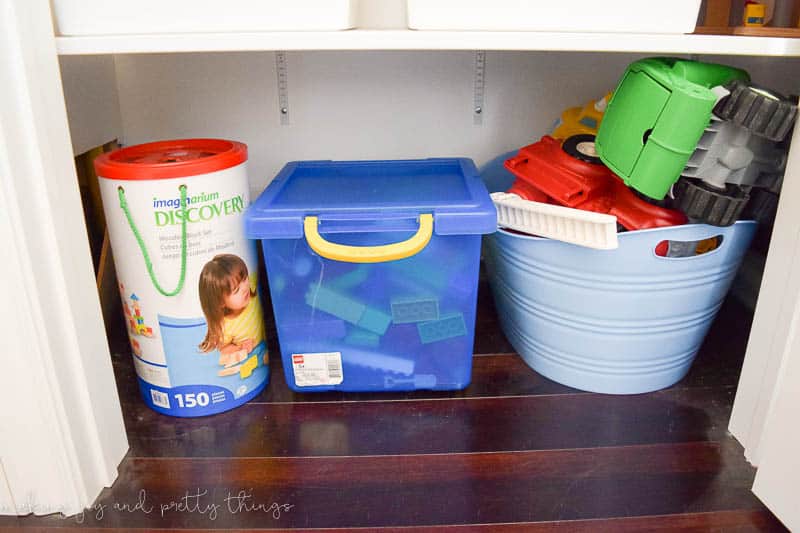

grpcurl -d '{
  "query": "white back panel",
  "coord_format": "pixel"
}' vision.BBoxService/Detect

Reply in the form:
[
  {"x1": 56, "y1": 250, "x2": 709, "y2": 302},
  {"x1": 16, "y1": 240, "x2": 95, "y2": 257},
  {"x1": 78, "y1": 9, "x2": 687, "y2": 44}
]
[
  {"x1": 113, "y1": 51, "x2": 651, "y2": 194},
  {"x1": 112, "y1": 51, "x2": 800, "y2": 196}
]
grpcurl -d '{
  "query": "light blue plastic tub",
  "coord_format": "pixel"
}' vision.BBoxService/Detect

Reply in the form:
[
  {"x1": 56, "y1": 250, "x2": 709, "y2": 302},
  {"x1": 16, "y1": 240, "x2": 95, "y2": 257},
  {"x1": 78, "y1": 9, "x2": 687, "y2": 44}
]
[{"x1": 484, "y1": 221, "x2": 757, "y2": 394}]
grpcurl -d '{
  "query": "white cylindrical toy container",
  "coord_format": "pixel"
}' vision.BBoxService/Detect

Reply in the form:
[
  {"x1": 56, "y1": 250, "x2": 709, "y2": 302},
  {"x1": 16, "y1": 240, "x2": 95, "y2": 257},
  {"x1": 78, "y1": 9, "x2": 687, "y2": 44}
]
[{"x1": 95, "y1": 139, "x2": 268, "y2": 417}]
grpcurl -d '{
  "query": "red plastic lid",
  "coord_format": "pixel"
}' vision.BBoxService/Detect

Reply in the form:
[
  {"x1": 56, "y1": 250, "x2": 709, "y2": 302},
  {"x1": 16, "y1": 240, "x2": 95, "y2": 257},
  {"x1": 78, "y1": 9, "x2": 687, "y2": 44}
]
[{"x1": 94, "y1": 139, "x2": 247, "y2": 180}]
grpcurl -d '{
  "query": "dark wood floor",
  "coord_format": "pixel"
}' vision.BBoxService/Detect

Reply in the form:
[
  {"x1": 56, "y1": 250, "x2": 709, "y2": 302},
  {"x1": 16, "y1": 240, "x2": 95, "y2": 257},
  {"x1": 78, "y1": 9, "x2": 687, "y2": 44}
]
[{"x1": 3, "y1": 276, "x2": 787, "y2": 531}]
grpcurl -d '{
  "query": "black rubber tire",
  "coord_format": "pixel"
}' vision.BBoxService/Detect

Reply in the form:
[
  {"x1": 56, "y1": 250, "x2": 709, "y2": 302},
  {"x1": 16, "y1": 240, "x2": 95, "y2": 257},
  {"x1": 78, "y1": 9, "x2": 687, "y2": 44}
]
[
  {"x1": 672, "y1": 178, "x2": 750, "y2": 227},
  {"x1": 561, "y1": 134, "x2": 603, "y2": 165},
  {"x1": 713, "y1": 80, "x2": 798, "y2": 142},
  {"x1": 742, "y1": 188, "x2": 779, "y2": 226}
]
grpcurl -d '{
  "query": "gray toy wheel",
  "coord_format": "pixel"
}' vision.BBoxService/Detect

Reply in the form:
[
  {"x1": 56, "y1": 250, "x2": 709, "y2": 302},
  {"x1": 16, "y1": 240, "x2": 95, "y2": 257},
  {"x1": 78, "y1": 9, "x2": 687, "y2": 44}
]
[
  {"x1": 713, "y1": 80, "x2": 797, "y2": 142},
  {"x1": 672, "y1": 178, "x2": 750, "y2": 227}
]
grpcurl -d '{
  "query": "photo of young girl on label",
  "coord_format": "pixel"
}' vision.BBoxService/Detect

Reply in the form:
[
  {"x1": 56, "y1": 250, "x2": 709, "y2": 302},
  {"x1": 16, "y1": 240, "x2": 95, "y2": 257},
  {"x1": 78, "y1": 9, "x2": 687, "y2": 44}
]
[{"x1": 198, "y1": 254, "x2": 268, "y2": 378}]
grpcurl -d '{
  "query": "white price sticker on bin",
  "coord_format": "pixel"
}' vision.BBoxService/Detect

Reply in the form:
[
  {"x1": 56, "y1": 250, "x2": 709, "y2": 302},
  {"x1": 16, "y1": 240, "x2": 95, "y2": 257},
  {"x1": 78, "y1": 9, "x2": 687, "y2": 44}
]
[{"x1": 292, "y1": 352, "x2": 344, "y2": 387}]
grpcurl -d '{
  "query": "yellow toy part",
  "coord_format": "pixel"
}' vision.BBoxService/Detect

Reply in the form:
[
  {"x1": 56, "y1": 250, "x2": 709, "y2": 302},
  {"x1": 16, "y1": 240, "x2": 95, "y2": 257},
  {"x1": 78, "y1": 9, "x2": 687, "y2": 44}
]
[
  {"x1": 551, "y1": 92, "x2": 612, "y2": 140},
  {"x1": 239, "y1": 354, "x2": 259, "y2": 379},
  {"x1": 744, "y1": 3, "x2": 766, "y2": 26},
  {"x1": 304, "y1": 213, "x2": 433, "y2": 264}
]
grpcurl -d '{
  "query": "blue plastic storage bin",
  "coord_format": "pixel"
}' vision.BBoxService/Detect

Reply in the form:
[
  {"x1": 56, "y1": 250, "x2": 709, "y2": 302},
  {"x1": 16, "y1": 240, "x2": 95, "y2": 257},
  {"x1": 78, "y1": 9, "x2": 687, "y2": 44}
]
[
  {"x1": 484, "y1": 221, "x2": 756, "y2": 394},
  {"x1": 246, "y1": 159, "x2": 496, "y2": 392}
]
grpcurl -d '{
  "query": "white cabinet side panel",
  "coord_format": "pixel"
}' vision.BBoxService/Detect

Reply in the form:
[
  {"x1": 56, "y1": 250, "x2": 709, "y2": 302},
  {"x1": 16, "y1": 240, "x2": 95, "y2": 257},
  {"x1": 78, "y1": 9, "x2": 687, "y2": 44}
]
[
  {"x1": 751, "y1": 301, "x2": 800, "y2": 531},
  {"x1": 0, "y1": 0, "x2": 127, "y2": 515},
  {"x1": 0, "y1": 170, "x2": 80, "y2": 514},
  {"x1": 729, "y1": 115, "x2": 800, "y2": 464}
]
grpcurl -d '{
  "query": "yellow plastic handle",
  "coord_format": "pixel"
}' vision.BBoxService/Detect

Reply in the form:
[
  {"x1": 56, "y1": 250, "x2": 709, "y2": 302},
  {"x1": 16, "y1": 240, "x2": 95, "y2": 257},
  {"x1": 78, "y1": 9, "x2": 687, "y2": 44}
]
[{"x1": 303, "y1": 214, "x2": 433, "y2": 263}]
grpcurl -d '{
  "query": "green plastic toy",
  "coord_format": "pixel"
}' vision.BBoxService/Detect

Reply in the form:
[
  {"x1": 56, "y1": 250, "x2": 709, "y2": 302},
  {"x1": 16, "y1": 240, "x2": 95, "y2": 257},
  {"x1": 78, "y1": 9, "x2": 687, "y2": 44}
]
[{"x1": 596, "y1": 57, "x2": 749, "y2": 200}]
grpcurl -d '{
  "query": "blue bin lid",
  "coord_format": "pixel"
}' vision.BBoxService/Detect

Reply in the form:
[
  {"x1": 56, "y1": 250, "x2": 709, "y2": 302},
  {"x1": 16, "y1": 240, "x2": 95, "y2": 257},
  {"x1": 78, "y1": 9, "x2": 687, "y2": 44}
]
[{"x1": 245, "y1": 158, "x2": 497, "y2": 239}]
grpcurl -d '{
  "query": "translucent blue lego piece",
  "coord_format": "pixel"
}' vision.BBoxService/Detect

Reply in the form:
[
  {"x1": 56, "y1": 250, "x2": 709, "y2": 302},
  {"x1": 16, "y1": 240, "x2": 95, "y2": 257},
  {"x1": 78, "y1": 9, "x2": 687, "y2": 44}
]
[
  {"x1": 357, "y1": 306, "x2": 392, "y2": 336},
  {"x1": 293, "y1": 256, "x2": 314, "y2": 277},
  {"x1": 417, "y1": 313, "x2": 467, "y2": 344},
  {"x1": 305, "y1": 285, "x2": 390, "y2": 335},
  {"x1": 345, "y1": 327, "x2": 381, "y2": 348},
  {"x1": 282, "y1": 317, "x2": 347, "y2": 340},
  {"x1": 387, "y1": 253, "x2": 473, "y2": 300},
  {"x1": 384, "y1": 374, "x2": 437, "y2": 389},
  {"x1": 270, "y1": 274, "x2": 287, "y2": 296},
  {"x1": 391, "y1": 297, "x2": 440, "y2": 324},
  {"x1": 305, "y1": 285, "x2": 365, "y2": 324},
  {"x1": 327, "y1": 266, "x2": 370, "y2": 290},
  {"x1": 346, "y1": 350, "x2": 414, "y2": 375},
  {"x1": 388, "y1": 259, "x2": 448, "y2": 291}
]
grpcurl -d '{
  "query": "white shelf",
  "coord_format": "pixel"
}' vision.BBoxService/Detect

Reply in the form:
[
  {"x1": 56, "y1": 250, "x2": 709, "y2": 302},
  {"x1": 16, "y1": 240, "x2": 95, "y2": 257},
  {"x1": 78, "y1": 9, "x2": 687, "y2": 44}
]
[{"x1": 55, "y1": 29, "x2": 800, "y2": 56}]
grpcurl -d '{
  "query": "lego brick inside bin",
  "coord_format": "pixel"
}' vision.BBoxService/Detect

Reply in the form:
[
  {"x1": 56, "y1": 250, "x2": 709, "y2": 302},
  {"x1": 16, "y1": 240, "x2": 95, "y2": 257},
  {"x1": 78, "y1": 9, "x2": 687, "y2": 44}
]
[
  {"x1": 327, "y1": 265, "x2": 370, "y2": 290},
  {"x1": 358, "y1": 306, "x2": 392, "y2": 335},
  {"x1": 384, "y1": 374, "x2": 437, "y2": 390},
  {"x1": 381, "y1": 322, "x2": 422, "y2": 351},
  {"x1": 391, "y1": 296, "x2": 440, "y2": 324},
  {"x1": 269, "y1": 274, "x2": 287, "y2": 296},
  {"x1": 305, "y1": 285, "x2": 391, "y2": 335},
  {"x1": 280, "y1": 317, "x2": 347, "y2": 340},
  {"x1": 418, "y1": 313, "x2": 467, "y2": 344},
  {"x1": 293, "y1": 255, "x2": 314, "y2": 277},
  {"x1": 267, "y1": 240, "x2": 316, "y2": 278},
  {"x1": 387, "y1": 258, "x2": 449, "y2": 292},
  {"x1": 343, "y1": 348, "x2": 415, "y2": 375},
  {"x1": 387, "y1": 256, "x2": 472, "y2": 301},
  {"x1": 345, "y1": 326, "x2": 381, "y2": 348},
  {"x1": 305, "y1": 285, "x2": 363, "y2": 324}
]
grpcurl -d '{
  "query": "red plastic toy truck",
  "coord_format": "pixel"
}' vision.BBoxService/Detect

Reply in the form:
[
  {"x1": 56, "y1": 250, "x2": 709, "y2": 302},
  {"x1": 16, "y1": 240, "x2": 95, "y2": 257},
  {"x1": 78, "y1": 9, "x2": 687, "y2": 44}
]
[{"x1": 504, "y1": 134, "x2": 687, "y2": 231}]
